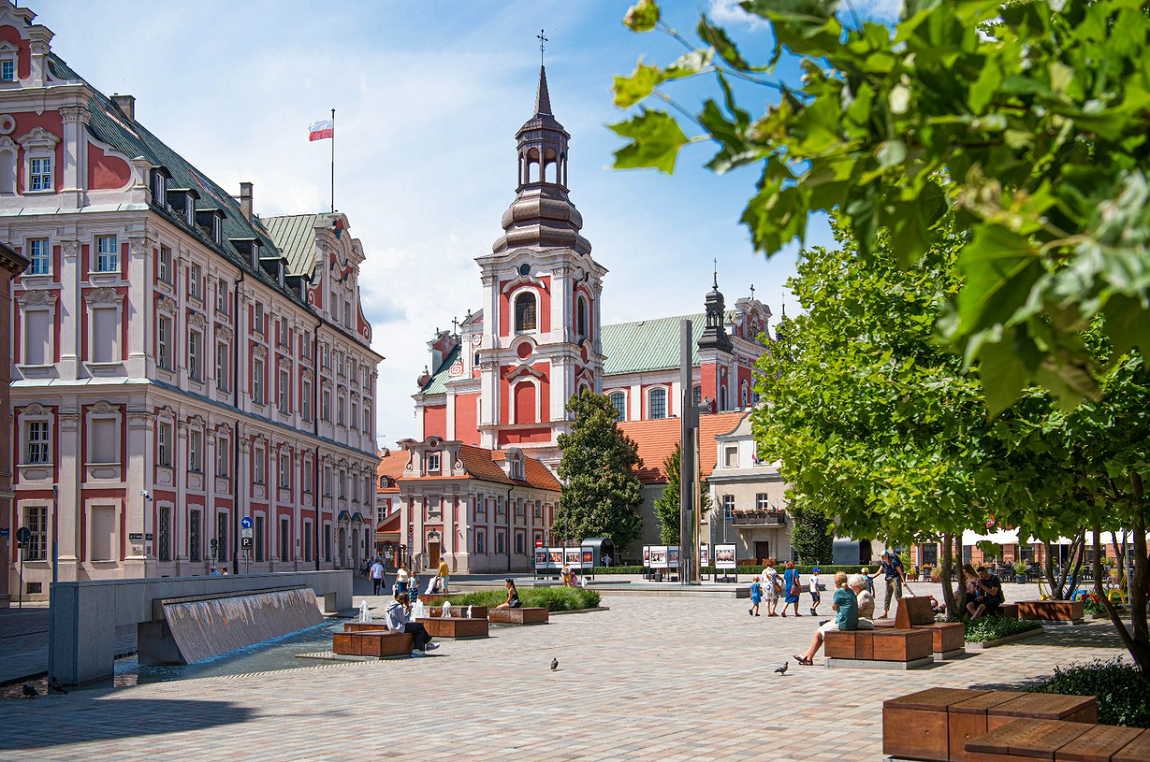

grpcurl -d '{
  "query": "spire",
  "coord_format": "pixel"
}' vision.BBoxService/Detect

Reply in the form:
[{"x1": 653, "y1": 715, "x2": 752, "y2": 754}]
[
  {"x1": 698, "y1": 270, "x2": 733, "y2": 354},
  {"x1": 535, "y1": 65, "x2": 552, "y2": 116}
]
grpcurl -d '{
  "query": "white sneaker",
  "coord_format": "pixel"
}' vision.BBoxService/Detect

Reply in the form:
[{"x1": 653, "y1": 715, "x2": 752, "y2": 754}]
[
  {"x1": 425, "y1": 642, "x2": 439, "y2": 651},
  {"x1": 411, "y1": 650, "x2": 426, "y2": 658}
]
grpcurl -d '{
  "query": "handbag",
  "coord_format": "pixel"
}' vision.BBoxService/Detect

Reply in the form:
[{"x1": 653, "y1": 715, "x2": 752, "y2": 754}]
[{"x1": 772, "y1": 577, "x2": 783, "y2": 595}]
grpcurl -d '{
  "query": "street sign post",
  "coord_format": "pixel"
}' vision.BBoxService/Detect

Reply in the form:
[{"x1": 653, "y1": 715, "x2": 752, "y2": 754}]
[
  {"x1": 15, "y1": 526, "x2": 30, "y2": 609},
  {"x1": 241, "y1": 517, "x2": 253, "y2": 530}
]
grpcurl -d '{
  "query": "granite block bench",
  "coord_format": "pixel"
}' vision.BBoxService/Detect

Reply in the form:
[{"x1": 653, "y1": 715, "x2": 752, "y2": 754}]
[
  {"x1": 824, "y1": 627, "x2": 933, "y2": 669},
  {"x1": 882, "y1": 687, "x2": 1099, "y2": 762},
  {"x1": 488, "y1": 607, "x2": 549, "y2": 624},
  {"x1": 966, "y1": 717, "x2": 1148, "y2": 762}
]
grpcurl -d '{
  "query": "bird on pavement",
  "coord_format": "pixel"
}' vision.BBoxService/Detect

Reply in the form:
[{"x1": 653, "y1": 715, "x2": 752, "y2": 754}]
[
  {"x1": 774, "y1": 662, "x2": 788, "y2": 675},
  {"x1": 22, "y1": 683, "x2": 38, "y2": 698},
  {"x1": 550, "y1": 658, "x2": 559, "y2": 672},
  {"x1": 49, "y1": 678, "x2": 67, "y2": 695}
]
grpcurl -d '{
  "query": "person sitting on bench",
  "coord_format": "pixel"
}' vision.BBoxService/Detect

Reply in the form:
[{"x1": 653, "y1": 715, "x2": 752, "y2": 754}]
[
  {"x1": 384, "y1": 592, "x2": 437, "y2": 656},
  {"x1": 966, "y1": 566, "x2": 1003, "y2": 620},
  {"x1": 849, "y1": 573, "x2": 875, "y2": 626},
  {"x1": 794, "y1": 571, "x2": 858, "y2": 665},
  {"x1": 496, "y1": 578, "x2": 523, "y2": 609}
]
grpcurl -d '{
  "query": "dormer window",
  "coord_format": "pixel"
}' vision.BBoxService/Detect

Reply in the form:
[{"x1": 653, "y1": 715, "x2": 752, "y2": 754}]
[
  {"x1": 0, "y1": 59, "x2": 13, "y2": 83},
  {"x1": 151, "y1": 168, "x2": 168, "y2": 207},
  {"x1": 212, "y1": 214, "x2": 221, "y2": 245},
  {"x1": 426, "y1": 452, "x2": 441, "y2": 474},
  {"x1": 185, "y1": 195, "x2": 195, "y2": 225}
]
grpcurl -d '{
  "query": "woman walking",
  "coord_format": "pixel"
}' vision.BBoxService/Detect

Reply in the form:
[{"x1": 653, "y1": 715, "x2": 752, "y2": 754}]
[
  {"x1": 781, "y1": 560, "x2": 802, "y2": 617},
  {"x1": 762, "y1": 559, "x2": 780, "y2": 616}
]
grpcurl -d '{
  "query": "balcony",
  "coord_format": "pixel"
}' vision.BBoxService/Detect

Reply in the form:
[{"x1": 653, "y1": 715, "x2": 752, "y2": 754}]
[{"x1": 731, "y1": 510, "x2": 787, "y2": 527}]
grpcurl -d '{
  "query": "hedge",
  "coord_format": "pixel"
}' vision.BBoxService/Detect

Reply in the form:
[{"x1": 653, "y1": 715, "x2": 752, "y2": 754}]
[
  {"x1": 963, "y1": 616, "x2": 1044, "y2": 643},
  {"x1": 445, "y1": 587, "x2": 600, "y2": 612},
  {"x1": 575, "y1": 564, "x2": 875, "y2": 576},
  {"x1": 1029, "y1": 658, "x2": 1150, "y2": 727}
]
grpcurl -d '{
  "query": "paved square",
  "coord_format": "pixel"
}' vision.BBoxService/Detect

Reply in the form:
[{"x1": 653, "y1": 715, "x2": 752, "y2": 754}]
[{"x1": 0, "y1": 592, "x2": 1124, "y2": 762}]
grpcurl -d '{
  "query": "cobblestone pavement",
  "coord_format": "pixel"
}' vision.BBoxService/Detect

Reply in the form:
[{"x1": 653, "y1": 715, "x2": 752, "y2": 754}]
[{"x1": 0, "y1": 592, "x2": 1125, "y2": 762}]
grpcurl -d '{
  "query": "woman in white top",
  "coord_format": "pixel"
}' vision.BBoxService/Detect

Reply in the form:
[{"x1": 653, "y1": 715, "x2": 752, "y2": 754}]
[{"x1": 761, "y1": 559, "x2": 780, "y2": 616}]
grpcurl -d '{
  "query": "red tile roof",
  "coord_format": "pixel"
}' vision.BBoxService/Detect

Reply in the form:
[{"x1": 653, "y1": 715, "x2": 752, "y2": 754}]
[
  {"x1": 376, "y1": 444, "x2": 560, "y2": 492},
  {"x1": 619, "y1": 411, "x2": 745, "y2": 484}
]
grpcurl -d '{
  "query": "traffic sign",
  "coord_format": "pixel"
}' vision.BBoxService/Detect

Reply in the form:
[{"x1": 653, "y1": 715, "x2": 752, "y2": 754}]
[
  {"x1": 535, "y1": 538, "x2": 543, "y2": 548},
  {"x1": 241, "y1": 537, "x2": 253, "y2": 550},
  {"x1": 241, "y1": 527, "x2": 253, "y2": 539},
  {"x1": 15, "y1": 526, "x2": 31, "y2": 548},
  {"x1": 241, "y1": 517, "x2": 253, "y2": 530},
  {"x1": 210, "y1": 538, "x2": 219, "y2": 549}
]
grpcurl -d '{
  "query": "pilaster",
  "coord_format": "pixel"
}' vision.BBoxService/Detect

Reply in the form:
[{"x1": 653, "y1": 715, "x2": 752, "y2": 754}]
[
  {"x1": 55, "y1": 410, "x2": 80, "y2": 581},
  {"x1": 126, "y1": 234, "x2": 150, "y2": 377},
  {"x1": 58, "y1": 104, "x2": 89, "y2": 211},
  {"x1": 57, "y1": 239, "x2": 80, "y2": 379}
]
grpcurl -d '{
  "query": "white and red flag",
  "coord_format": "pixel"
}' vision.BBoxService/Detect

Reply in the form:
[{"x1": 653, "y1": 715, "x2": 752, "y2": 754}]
[{"x1": 308, "y1": 119, "x2": 334, "y2": 141}]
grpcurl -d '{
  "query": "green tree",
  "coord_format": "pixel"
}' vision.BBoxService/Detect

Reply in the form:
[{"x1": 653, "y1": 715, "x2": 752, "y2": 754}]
[
  {"x1": 613, "y1": 0, "x2": 1150, "y2": 412},
  {"x1": 555, "y1": 390, "x2": 645, "y2": 549},
  {"x1": 652, "y1": 442, "x2": 711, "y2": 544},
  {"x1": 788, "y1": 498, "x2": 833, "y2": 565}
]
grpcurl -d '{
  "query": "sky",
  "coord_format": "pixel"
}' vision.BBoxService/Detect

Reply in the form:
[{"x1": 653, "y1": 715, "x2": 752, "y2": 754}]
[{"x1": 38, "y1": 0, "x2": 890, "y2": 447}]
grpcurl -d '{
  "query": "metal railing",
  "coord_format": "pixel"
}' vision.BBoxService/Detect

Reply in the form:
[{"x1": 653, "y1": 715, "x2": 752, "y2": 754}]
[{"x1": 731, "y1": 511, "x2": 787, "y2": 527}]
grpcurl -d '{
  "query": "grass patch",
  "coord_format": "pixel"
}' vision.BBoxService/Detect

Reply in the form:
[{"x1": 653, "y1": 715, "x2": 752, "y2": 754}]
[
  {"x1": 963, "y1": 616, "x2": 1043, "y2": 643},
  {"x1": 446, "y1": 587, "x2": 600, "y2": 612},
  {"x1": 1029, "y1": 658, "x2": 1150, "y2": 727}
]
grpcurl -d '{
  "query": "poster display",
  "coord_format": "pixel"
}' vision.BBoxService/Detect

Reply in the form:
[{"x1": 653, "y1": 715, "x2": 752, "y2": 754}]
[
  {"x1": 668, "y1": 546, "x2": 680, "y2": 567},
  {"x1": 581, "y1": 549, "x2": 594, "y2": 566},
  {"x1": 565, "y1": 548, "x2": 582, "y2": 569},
  {"x1": 649, "y1": 545, "x2": 669, "y2": 569},
  {"x1": 548, "y1": 548, "x2": 563, "y2": 566},
  {"x1": 715, "y1": 544, "x2": 737, "y2": 570},
  {"x1": 700, "y1": 544, "x2": 710, "y2": 568},
  {"x1": 642, "y1": 546, "x2": 651, "y2": 567},
  {"x1": 534, "y1": 548, "x2": 548, "y2": 569}
]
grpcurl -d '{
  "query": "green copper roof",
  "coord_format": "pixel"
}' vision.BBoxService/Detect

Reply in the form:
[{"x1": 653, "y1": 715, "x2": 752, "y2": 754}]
[
  {"x1": 601, "y1": 313, "x2": 708, "y2": 375},
  {"x1": 261, "y1": 214, "x2": 323, "y2": 278},
  {"x1": 421, "y1": 344, "x2": 461, "y2": 395}
]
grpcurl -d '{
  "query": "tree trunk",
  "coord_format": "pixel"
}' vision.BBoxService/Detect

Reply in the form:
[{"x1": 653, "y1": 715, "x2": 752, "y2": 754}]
[
  {"x1": 1094, "y1": 519, "x2": 1150, "y2": 675},
  {"x1": 941, "y1": 532, "x2": 957, "y2": 618}
]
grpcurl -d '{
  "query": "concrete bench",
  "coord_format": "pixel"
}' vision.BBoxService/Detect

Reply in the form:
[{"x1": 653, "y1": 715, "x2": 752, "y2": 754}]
[
  {"x1": 882, "y1": 688, "x2": 1099, "y2": 762},
  {"x1": 417, "y1": 593, "x2": 450, "y2": 605},
  {"x1": 332, "y1": 629, "x2": 415, "y2": 657},
  {"x1": 824, "y1": 627, "x2": 933, "y2": 669},
  {"x1": 1016, "y1": 599, "x2": 1085, "y2": 622},
  {"x1": 896, "y1": 596, "x2": 966, "y2": 659},
  {"x1": 428, "y1": 606, "x2": 488, "y2": 619},
  {"x1": 966, "y1": 718, "x2": 1146, "y2": 762},
  {"x1": 488, "y1": 607, "x2": 549, "y2": 624},
  {"x1": 417, "y1": 617, "x2": 489, "y2": 639}
]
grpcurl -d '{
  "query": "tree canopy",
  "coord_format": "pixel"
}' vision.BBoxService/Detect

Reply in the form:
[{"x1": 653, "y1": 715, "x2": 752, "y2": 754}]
[
  {"x1": 555, "y1": 390, "x2": 646, "y2": 549},
  {"x1": 653, "y1": 442, "x2": 711, "y2": 544},
  {"x1": 613, "y1": 0, "x2": 1150, "y2": 413}
]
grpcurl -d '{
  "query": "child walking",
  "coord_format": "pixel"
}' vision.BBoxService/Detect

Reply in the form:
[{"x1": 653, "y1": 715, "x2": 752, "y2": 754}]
[
  {"x1": 749, "y1": 577, "x2": 763, "y2": 617},
  {"x1": 809, "y1": 567, "x2": 822, "y2": 617}
]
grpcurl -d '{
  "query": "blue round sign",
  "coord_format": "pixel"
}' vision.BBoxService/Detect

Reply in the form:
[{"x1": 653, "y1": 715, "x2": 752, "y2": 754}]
[{"x1": 241, "y1": 516, "x2": 253, "y2": 530}]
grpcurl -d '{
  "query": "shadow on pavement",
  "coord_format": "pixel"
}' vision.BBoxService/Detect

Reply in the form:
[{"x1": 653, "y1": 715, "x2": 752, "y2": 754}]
[
  {"x1": 0, "y1": 697, "x2": 263, "y2": 750},
  {"x1": 1021, "y1": 624, "x2": 1127, "y2": 650}
]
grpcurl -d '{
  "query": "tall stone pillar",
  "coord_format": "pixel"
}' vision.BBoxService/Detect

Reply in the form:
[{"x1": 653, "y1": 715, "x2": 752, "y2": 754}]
[
  {"x1": 57, "y1": 240, "x2": 80, "y2": 380},
  {"x1": 55, "y1": 409, "x2": 80, "y2": 582},
  {"x1": 124, "y1": 410, "x2": 154, "y2": 579},
  {"x1": 58, "y1": 104, "x2": 88, "y2": 212}
]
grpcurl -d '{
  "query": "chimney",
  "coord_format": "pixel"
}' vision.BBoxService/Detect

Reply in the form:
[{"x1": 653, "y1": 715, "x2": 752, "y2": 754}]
[
  {"x1": 239, "y1": 182, "x2": 253, "y2": 221},
  {"x1": 111, "y1": 93, "x2": 135, "y2": 122}
]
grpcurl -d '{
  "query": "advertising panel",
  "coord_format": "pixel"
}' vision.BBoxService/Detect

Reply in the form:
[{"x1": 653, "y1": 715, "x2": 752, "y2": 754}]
[
  {"x1": 700, "y1": 543, "x2": 710, "y2": 568},
  {"x1": 649, "y1": 545, "x2": 668, "y2": 569},
  {"x1": 643, "y1": 546, "x2": 651, "y2": 567},
  {"x1": 715, "y1": 544, "x2": 737, "y2": 570},
  {"x1": 565, "y1": 548, "x2": 582, "y2": 569},
  {"x1": 534, "y1": 548, "x2": 548, "y2": 569},
  {"x1": 668, "y1": 546, "x2": 680, "y2": 567}
]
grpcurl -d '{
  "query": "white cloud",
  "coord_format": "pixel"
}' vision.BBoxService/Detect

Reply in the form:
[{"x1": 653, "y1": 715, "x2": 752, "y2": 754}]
[
  {"x1": 840, "y1": 0, "x2": 903, "y2": 23},
  {"x1": 708, "y1": 0, "x2": 770, "y2": 30}
]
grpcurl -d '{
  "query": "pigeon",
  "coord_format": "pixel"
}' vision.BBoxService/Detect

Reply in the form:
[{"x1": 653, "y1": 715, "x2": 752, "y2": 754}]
[
  {"x1": 22, "y1": 683, "x2": 38, "y2": 698},
  {"x1": 550, "y1": 658, "x2": 559, "y2": 672},
  {"x1": 774, "y1": 662, "x2": 788, "y2": 675},
  {"x1": 49, "y1": 678, "x2": 67, "y2": 695}
]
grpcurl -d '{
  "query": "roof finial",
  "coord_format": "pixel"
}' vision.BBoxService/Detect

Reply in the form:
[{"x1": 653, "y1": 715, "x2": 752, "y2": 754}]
[
  {"x1": 538, "y1": 29, "x2": 548, "y2": 66},
  {"x1": 534, "y1": 31, "x2": 552, "y2": 116},
  {"x1": 712, "y1": 257, "x2": 718, "y2": 290},
  {"x1": 749, "y1": 283, "x2": 755, "y2": 300},
  {"x1": 781, "y1": 291, "x2": 786, "y2": 317}
]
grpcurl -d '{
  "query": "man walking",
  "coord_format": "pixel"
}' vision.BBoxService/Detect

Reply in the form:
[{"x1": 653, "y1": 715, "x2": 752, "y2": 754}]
[
  {"x1": 872, "y1": 550, "x2": 907, "y2": 619},
  {"x1": 369, "y1": 557, "x2": 386, "y2": 596}
]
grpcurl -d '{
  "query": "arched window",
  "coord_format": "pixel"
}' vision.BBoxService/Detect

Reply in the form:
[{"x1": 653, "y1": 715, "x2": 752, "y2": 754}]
[
  {"x1": 720, "y1": 385, "x2": 728, "y2": 411},
  {"x1": 514, "y1": 292, "x2": 536, "y2": 332},
  {"x1": 576, "y1": 296, "x2": 587, "y2": 338},
  {"x1": 741, "y1": 381, "x2": 749, "y2": 408},
  {"x1": 609, "y1": 392, "x2": 626, "y2": 421},
  {"x1": 648, "y1": 388, "x2": 667, "y2": 420}
]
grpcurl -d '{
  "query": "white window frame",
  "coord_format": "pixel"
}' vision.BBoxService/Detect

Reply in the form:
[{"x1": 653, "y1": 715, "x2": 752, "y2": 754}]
[
  {"x1": 647, "y1": 387, "x2": 668, "y2": 420},
  {"x1": 511, "y1": 287, "x2": 538, "y2": 333},
  {"x1": 216, "y1": 432, "x2": 230, "y2": 477},
  {"x1": 254, "y1": 445, "x2": 266, "y2": 484},
  {"x1": 253, "y1": 302, "x2": 263, "y2": 334},
  {"x1": 0, "y1": 57, "x2": 14, "y2": 83},
  {"x1": 25, "y1": 419, "x2": 50, "y2": 464},
  {"x1": 253, "y1": 357, "x2": 264, "y2": 405},
  {"x1": 302, "y1": 378, "x2": 312, "y2": 421},
  {"x1": 19, "y1": 302, "x2": 53, "y2": 368},
  {"x1": 27, "y1": 237, "x2": 49, "y2": 275},
  {"x1": 28, "y1": 155, "x2": 51, "y2": 192},
  {"x1": 608, "y1": 391, "x2": 626, "y2": 421},
  {"x1": 279, "y1": 451, "x2": 290, "y2": 489},
  {"x1": 756, "y1": 493, "x2": 771, "y2": 511},
  {"x1": 426, "y1": 452, "x2": 441, "y2": 474},
  {"x1": 189, "y1": 428, "x2": 202, "y2": 472},
  {"x1": 94, "y1": 235, "x2": 118, "y2": 273},
  {"x1": 322, "y1": 387, "x2": 331, "y2": 421},
  {"x1": 188, "y1": 328, "x2": 202, "y2": 381},
  {"x1": 158, "y1": 420, "x2": 173, "y2": 468},
  {"x1": 216, "y1": 278, "x2": 228, "y2": 313},
  {"x1": 18, "y1": 127, "x2": 59, "y2": 196},
  {"x1": 158, "y1": 245, "x2": 172, "y2": 284},
  {"x1": 215, "y1": 341, "x2": 229, "y2": 392},
  {"x1": 157, "y1": 314, "x2": 172, "y2": 370},
  {"x1": 152, "y1": 171, "x2": 166, "y2": 207},
  {"x1": 278, "y1": 367, "x2": 289, "y2": 413},
  {"x1": 189, "y1": 262, "x2": 202, "y2": 300}
]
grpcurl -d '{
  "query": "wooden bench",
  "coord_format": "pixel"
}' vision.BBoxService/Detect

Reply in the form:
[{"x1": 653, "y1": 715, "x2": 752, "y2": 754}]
[
  {"x1": 417, "y1": 593, "x2": 449, "y2": 605},
  {"x1": 332, "y1": 629, "x2": 415, "y2": 657},
  {"x1": 966, "y1": 718, "x2": 1149, "y2": 762},
  {"x1": 417, "y1": 616, "x2": 488, "y2": 639},
  {"x1": 488, "y1": 607, "x2": 549, "y2": 624},
  {"x1": 428, "y1": 606, "x2": 488, "y2": 619},
  {"x1": 882, "y1": 688, "x2": 1099, "y2": 762},
  {"x1": 824, "y1": 627, "x2": 933, "y2": 669},
  {"x1": 999, "y1": 603, "x2": 1019, "y2": 620},
  {"x1": 897, "y1": 596, "x2": 966, "y2": 659},
  {"x1": 1016, "y1": 600, "x2": 1085, "y2": 622}
]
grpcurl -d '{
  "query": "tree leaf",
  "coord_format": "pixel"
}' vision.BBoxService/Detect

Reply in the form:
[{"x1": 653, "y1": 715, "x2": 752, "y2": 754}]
[
  {"x1": 623, "y1": 0, "x2": 660, "y2": 32},
  {"x1": 610, "y1": 109, "x2": 691, "y2": 174},
  {"x1": 698, "y1": 15, "x2": 750, "y2": 70},
  {"x1": 613, "y1": 62, "x2": 664, "y2": 108},
  {"x1": 888, "y1": 182, "x2": 948, "y2": 266},
  {"x1": 955, "y1": 225, "x2": 1043, "y2": 337}
]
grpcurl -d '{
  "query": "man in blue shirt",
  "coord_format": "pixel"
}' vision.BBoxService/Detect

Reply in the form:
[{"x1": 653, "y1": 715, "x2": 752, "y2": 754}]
[{"x1": 871, "y1": 550, "x2": 906, "y2": 619}]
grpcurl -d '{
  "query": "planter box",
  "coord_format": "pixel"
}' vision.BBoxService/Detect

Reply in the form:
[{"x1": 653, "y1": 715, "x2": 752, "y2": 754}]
[
  {"x1": 1016, "y1": 600, "x2": 1085, "y2": 621},
  {"x1": 964, "y1": 627, "x2": 1043, "y2": 649},
  {"x1": 488, "y1": 607, "x2": 549, "y2": 624},
  {"x1": 417, "y1": 616, "x2": 489, "y2": 639}
]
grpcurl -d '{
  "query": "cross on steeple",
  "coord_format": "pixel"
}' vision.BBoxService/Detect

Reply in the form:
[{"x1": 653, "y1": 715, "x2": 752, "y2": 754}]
[
  {"x1": 537, "y1": 29, "x2": 548, "y2": 66},
  {"x1": 712, "y1": 257, "x2": 718, "y2": 289},
  {"x1": 749, "y1": 284, "x2": 755, "y2": 300}
]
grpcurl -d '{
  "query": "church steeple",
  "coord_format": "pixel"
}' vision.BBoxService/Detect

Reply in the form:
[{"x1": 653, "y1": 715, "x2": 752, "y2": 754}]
[
  {"x1": 492, "y1": 63, "x2": 591, "y2": 256},
  {"x1": 698, "y1": 266, "x2": 733, "y2": 353}
]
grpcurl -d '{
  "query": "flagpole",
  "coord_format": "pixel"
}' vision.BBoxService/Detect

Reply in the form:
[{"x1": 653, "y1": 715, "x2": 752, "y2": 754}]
[{"x1": 330, "y1": 107, "x2": 335, "y2": 214}]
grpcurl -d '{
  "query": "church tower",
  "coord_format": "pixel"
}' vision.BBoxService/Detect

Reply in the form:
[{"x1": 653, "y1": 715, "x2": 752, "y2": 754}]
[{"x1": 475, "y1": 65, "x2": 607, "y2": 463}]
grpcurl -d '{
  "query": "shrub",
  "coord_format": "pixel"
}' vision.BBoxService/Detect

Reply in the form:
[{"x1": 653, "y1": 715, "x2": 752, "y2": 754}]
[
  {"x1": 963, "y1": 616, "x2": 1043, "y2": 643},
  {"x1": 445, "y1": 587, "x2": 600, "y2": 612},
  {"x1": 1029, "y1": 659, "x2": 1150, "y2": 727},
  {"x1": 1083, "y1": 597, "x2": 1107, "y2": 616}
]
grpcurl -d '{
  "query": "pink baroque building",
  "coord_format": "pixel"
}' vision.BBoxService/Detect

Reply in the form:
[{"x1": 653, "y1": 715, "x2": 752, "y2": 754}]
[
  {"x1": 1, "y1": 1, "x2": 382, "y2": 600},
  {"x1": 412, "y1": 67, "x2": 775, "y2": 466}
]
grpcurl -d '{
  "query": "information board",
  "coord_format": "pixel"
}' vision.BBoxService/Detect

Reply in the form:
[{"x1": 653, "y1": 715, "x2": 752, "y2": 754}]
[
  {"x1": 649, "y1": 545, "x2": 668, "y2": 569},
  {"x1": 668, "y1": 546, "x2": 680, "y2": 567},
  {"x1": 564, "y1": 548, "x2": 581, "y2": 570},
  {"x1": 700, "y1": 543, "x2": 710, "y2": 568},
  {"x1": 714, "y1": 544, "x2": 737, "y2": 570},
  {"x1": 534, "y1": 548, "x2": 549, "y2": 569},
  {"x1": 642, "y1": 546, "x2": 651, "y2": 567}
]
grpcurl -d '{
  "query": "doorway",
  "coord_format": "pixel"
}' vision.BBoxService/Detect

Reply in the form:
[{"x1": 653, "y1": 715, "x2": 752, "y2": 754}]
[
  {"x1": 428, "y1": 541, "x2": 441, "y2": 569},
  {"x1": 338, "y1": 527, "x2": 346, "y2": 568},
  {"x1": 755, "y1": 541, "x2": 770, "y2": 563}
]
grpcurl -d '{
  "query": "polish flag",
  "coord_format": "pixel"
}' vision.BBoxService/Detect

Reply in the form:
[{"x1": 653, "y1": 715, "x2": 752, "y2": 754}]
[{"x1": 308, "y1": 119, "x2": 334, "y2": 141}]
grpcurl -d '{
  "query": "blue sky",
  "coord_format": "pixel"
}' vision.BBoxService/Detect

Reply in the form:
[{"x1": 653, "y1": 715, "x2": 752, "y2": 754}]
[{"x1": 41, "y1": 0, "x2": 876, "y2": 446}]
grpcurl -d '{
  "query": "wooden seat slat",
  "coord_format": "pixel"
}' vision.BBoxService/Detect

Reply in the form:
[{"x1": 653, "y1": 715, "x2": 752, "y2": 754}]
[
  {"x1": 966, "y1": 718, "x2": 1093, "y2": 759},
  {"x1": 884, "y1": 687, "x2": 990, "y2": 711},
  {"x1": 1055, "y1": 724, "x2": 1144, "y2": 762},
  {"x1": 1111, "y1": 728, "x2": 1150, "y2": 762}
]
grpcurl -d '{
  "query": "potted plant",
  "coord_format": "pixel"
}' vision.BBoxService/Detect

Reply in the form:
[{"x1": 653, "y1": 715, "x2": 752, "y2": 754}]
[{"x1": 1013, "y1": 560, "x2": 1028, "y2": 583}]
